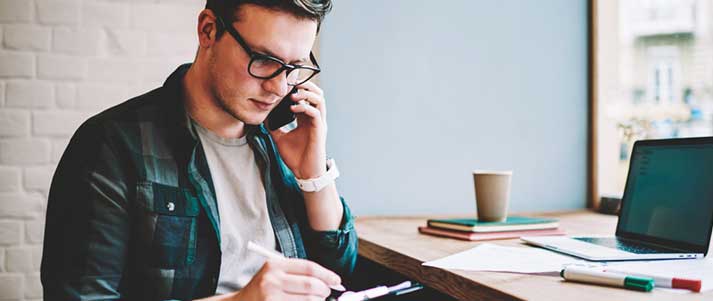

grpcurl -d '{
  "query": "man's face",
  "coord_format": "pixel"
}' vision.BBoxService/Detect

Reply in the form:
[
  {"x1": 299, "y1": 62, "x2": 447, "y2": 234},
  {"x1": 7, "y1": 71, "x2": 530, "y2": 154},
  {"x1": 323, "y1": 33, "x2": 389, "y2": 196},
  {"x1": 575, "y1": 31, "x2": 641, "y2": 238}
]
[{"x1": 206, "y1": 4, "x2": 318, "y2": 125}]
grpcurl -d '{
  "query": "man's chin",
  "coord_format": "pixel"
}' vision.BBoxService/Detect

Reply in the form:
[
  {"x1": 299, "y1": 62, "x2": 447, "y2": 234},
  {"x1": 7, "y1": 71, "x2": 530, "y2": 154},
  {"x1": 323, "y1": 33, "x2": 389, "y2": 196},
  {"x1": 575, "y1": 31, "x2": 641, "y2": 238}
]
[
  {"x1": 221, "y1": 106, "x2": 268, "y2": 126},
  {"x1": 239, "y1": 114, "x2": 269, "y2": 126}
]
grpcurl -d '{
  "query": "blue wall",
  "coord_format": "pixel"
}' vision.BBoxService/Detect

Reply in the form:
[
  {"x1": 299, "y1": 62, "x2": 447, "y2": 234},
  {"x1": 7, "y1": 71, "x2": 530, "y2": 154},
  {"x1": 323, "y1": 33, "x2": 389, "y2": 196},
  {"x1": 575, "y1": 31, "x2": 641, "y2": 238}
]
[{"x1": 320, "y1": 0, "x2": 588, "y2": 215}]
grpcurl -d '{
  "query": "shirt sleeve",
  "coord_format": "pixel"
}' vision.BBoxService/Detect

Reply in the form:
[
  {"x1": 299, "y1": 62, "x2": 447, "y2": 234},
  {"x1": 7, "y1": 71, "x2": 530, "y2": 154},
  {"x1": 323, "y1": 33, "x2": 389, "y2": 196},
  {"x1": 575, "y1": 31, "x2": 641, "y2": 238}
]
[
  {"x1": 301, "y1": 196, "x2": 358, "y2": 277},
  {"x1": 41, "y1": 119, "x2": 131, "y2": 300}
]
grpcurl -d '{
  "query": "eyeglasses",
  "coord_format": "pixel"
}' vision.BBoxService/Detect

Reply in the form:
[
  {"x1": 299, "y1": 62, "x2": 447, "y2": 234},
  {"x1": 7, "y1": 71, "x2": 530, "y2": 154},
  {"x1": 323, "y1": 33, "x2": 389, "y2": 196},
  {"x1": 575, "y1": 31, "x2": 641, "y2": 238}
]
[{"x1": 215, "y1": 14, "x2": 321, "y2": 86}]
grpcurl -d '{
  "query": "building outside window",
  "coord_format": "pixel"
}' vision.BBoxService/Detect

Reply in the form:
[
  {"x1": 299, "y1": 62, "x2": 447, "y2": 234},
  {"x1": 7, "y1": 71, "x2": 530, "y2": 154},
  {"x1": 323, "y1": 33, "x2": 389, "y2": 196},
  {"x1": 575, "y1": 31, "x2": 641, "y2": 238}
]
[{"x1": 596, "y1": 0, "x2": 713, "y2": 197}]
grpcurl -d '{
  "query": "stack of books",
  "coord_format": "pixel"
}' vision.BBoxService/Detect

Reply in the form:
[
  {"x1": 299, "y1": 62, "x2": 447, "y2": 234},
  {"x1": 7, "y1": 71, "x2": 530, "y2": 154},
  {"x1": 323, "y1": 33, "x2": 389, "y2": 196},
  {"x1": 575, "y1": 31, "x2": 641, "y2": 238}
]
[{"x1": 418, "y1": 216, "x2": 565, "y2": 241}]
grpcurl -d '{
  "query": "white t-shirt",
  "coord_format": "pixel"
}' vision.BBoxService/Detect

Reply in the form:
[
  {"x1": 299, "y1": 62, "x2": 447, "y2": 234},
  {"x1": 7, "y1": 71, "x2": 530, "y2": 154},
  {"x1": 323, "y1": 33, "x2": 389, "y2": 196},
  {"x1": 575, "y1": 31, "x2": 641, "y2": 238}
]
[{"x1": 193, "y1": 121, "x2": 277, "y2": 294}]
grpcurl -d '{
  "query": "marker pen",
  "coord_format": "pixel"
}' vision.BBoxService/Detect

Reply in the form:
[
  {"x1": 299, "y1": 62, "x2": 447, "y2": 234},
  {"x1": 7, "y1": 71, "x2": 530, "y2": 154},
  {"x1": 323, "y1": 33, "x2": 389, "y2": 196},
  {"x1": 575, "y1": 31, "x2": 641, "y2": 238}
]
[{"x1": 561, "y1": 267, "x2": 654, "y2": 292}]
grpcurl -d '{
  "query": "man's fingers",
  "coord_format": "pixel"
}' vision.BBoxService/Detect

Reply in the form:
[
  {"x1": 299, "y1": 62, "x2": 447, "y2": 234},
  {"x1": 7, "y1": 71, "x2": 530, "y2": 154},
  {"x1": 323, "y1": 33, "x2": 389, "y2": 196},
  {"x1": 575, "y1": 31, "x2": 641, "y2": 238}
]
[
  {"x1": 282, "y1": 294, "x2": 324, "y2": 301},
  {"x1": 292, "y1": 89, "x2": 326, "y2": 121},
  {"x1": 280, "y1": 274, "x2": 331, "y2": 297},
  {"x1": 292, "y1": 89, "x2": 323, "y2": 106},
  {"x1": 279, "y1": 258, "x2": 341, "y2": 286},
  {"x1": 296, "y1": 81, "x2": 323, "y2": 96},
  {"x1": 291, "y1": 101, "x2": 323, "y2": 122}
]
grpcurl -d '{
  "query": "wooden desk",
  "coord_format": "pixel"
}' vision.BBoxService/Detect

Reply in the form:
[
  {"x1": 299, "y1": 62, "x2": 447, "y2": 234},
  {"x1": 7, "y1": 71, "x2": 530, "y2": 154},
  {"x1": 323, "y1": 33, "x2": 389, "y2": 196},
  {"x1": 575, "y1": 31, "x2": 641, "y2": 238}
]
[{"x1": 355, "y1": 210, "x2": 710, "y2": 301}]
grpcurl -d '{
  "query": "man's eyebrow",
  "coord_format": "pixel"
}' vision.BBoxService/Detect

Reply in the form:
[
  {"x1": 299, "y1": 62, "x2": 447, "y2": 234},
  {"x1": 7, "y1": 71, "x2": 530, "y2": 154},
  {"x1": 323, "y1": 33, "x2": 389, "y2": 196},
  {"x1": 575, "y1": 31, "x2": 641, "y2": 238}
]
[{"x1": 253, "y1": 45, "x2": 308, "y2": 64}]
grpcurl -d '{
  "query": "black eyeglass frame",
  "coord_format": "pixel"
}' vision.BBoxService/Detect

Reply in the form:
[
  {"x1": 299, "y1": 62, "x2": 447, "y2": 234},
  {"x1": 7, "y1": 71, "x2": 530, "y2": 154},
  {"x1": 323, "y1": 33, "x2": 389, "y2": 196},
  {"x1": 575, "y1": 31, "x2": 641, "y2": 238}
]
[{"x1": 214, "y1": 12, "x2": 321, "y2": 86}]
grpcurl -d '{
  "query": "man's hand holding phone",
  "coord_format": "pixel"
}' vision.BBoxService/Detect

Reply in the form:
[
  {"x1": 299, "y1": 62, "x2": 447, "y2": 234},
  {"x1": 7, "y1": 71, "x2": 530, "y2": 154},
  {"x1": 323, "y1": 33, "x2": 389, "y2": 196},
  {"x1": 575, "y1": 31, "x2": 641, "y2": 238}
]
[
  {"x1": 268, "y1": 81, "x2": 328, "y2": 180},
  {"x1": 267, "y1": 81, "x2": 344, "y2": 234}
]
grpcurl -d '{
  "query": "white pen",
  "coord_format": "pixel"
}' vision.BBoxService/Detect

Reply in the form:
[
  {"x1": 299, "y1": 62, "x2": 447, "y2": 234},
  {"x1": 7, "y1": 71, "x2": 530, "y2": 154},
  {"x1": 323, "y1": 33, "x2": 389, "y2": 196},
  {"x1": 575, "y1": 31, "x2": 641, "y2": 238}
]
[
  {"x1": 561, "y1": 266, "x2": 654, "y2": 292},
  {"x1": 337, "y1": 281, "x2": 421, "y2": 301},
  {"x1": 246, "y1": 241, "x2": 347, "y2": 292}
]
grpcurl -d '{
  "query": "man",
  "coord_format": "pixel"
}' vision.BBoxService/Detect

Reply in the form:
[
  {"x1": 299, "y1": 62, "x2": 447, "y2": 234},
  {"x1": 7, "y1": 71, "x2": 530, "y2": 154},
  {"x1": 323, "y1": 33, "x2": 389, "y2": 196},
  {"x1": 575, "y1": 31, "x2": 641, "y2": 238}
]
[{"x1": 40, "y1": 0, "x2": 357, "y2": 300}]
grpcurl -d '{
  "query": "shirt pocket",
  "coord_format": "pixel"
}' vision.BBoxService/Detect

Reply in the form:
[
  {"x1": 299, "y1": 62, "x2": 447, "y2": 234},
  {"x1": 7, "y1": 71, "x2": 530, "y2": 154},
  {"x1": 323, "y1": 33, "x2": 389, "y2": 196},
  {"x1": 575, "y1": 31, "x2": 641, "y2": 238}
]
[{"x1": 136, "y1": 181, "x2": 200, "y2": 269}]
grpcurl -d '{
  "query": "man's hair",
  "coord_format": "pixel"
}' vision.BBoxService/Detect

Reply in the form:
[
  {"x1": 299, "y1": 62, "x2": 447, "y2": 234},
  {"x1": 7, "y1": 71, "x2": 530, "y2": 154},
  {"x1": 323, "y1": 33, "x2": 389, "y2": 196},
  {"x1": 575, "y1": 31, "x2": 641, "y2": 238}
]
[{"x1": 205, "y1": 0, "x2": 332, "y2": 34}]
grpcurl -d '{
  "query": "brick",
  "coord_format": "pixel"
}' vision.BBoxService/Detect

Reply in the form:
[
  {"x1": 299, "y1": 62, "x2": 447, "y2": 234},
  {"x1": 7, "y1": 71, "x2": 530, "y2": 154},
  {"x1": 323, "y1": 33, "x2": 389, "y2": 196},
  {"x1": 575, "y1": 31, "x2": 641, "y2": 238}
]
[
  {"x1": 0, "y1": 167, "x2": 21, "y2": 192},
  {"x1": 77, "y1": 83, "x2": 127, "y2": 109},
  {"x1": 0, "y1": 109, "x2": 30, "y2": 137},
  {"x1": 0, "y1": 274, "x2": 23, "y2": 299},
  {"x1": 0, "y1": 139, "x2": 51, "y2": 165},
  {"x1": 25, "y1": 273, "x2": 42, "y2": 299},
  {"x1": 146, "y1": 31, "x2": 196, "y2": 56},
  {"x1": 6, "y1": 246, "x2": 34, "y2": 273},
  {"x1": 31, "y1": 245, "x2": 41, "y2": 269},
  {"x1": 37, "y1": 0, "x2": 80, "y2": 25},
  {"x1": 0, "y1": 51, "x2": 34, "y2": 78},
  {"x1": 104, "y1": 29, "x2": 146, "y2": 56},
  {"x1": 82, "y1": 2, "x2": 129, "y2": 28},
  {"x1": 51, "y1": 138, "x2": 69, "y2": 163},
  {"x1": 55, "y1": 83, "x2": 76, "y2": 108},
  {"x1": 0, "y1": 193, "x2": 43, "y2": 218},
  {"x1": 33, "y1": 111, "x2": 88, "y2": 136},
  {"x1": 157, "y1": 0, "x2": 204, "y2": 3},
  {"x1": 0, "y1": 0, "x2": 32, "y2": 22},
  {"x1": 38, "y1": 54, "x2": 87, "y2": 80},
  {"x1": 129, "y1": 82, "x2": 159, "y2": 99},
  {"x1": 23, "y1": 166, "x2": 54, "y2": 194},
  {"x1": 52, "y1": 27, "x2": 103, "y2": 56},
  {"x1": 131, "y1": 3, "x2": 200, "y2": 32},
  {"x1": 140, "y1": 57, "x2": 186, "y2": 83},
  {"x1": 87, "y1": 58, "x2": 140, "y2": 83},
  {"x1": 3, "y1": 24, "x2": 51, "y2": 51},
  {"x1": 0, "y1": 82, "x2": 5, "y2": 106},
  {"x1": 0, "y1": 221, "x2": 22, "y2": 245},
  {"x1": 25, "y1": 220, "x2": 44, "y2": 244},
  {"x1": 5, "y1": 81, "x2": 54, "y2": 109}
]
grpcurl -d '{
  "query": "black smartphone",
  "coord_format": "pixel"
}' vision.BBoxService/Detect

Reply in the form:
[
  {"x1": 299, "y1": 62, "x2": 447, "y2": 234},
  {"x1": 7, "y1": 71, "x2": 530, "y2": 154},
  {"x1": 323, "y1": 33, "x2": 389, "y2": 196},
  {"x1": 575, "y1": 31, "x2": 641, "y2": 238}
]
[{"x1": 266, "y1": 87, "x2": 298, "y2": 131}]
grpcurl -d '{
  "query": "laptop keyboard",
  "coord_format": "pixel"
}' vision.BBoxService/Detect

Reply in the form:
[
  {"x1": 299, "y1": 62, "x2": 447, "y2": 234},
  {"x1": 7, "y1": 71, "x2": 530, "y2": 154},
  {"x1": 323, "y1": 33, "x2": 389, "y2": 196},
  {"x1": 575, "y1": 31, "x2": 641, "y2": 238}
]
[{"x1": 573, "y1": 237, "x2": 679, "y2": 254}]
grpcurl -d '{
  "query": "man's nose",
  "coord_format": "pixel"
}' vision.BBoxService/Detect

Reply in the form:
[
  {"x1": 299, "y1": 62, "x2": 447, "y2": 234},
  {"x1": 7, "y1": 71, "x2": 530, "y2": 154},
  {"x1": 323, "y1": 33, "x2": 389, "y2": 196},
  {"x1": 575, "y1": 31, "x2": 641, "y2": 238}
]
[{"x1": 262, "y1": 70, "x2": 291, "y2": 98}]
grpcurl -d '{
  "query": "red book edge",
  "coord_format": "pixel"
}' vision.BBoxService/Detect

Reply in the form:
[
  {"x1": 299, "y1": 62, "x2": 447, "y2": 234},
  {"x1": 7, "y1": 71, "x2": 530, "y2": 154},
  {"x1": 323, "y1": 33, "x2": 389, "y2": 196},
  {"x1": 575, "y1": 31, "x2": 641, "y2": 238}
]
[{"x1": 418, "y1": 226, "x2": 566, "y2": 241}]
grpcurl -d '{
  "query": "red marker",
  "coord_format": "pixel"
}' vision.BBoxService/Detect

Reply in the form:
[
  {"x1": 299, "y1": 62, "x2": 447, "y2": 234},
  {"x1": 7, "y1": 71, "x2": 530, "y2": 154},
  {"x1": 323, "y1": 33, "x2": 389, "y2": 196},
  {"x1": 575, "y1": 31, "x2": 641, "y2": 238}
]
[{"x1": 605, "y1": 269, "x2": 702, "y2": 292}]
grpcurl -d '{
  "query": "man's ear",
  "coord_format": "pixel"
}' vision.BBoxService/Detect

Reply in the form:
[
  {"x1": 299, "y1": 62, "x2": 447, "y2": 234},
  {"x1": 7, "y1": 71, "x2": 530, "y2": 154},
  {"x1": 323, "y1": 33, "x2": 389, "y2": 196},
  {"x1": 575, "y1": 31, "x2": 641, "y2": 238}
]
[{"x1": 197, "y1": 9, "x2": 219, "y2": 48}]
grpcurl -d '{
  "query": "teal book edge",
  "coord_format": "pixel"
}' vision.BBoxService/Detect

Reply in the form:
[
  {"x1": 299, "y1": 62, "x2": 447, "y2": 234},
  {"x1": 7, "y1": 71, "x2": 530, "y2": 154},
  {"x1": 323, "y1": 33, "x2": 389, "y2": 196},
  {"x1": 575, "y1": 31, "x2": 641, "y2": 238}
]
[{"x1": 428, "y1": 216, "x2": 558, "y2": 227}]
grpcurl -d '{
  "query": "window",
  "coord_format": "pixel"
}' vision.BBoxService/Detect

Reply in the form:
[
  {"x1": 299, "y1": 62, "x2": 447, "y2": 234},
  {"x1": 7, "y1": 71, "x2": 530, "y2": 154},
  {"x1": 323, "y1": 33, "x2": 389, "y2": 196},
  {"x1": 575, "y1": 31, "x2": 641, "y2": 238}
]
[{"x1": 594, "y1": 0, "x2": 713, "y2": 201}]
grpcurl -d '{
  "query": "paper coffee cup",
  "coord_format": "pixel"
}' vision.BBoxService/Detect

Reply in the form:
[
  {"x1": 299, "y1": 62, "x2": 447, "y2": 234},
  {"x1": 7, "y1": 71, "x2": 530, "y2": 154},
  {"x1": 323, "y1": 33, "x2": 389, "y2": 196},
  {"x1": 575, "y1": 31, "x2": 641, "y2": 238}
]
[{"x1": 473, "y1": 170, "x2": 512, "y2": 222}]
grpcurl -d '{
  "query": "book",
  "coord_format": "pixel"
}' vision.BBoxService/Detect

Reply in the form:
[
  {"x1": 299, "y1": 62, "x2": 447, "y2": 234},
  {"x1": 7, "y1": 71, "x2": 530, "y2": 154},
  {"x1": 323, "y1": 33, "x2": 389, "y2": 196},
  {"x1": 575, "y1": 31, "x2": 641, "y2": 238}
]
[
  {"x1": 418, "y1": 226, "x2": 566, "y2": 241},
  {"x1": 427, "y1": 216, "x2": 559, "y2": 233}
]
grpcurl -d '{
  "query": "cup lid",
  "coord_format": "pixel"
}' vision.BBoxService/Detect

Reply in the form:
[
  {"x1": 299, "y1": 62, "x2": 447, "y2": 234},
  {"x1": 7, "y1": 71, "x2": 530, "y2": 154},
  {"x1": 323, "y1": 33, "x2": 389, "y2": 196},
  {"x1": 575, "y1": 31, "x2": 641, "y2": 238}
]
[{"x1": 472, "y1": 170, "x2": 512, "y2": 175}]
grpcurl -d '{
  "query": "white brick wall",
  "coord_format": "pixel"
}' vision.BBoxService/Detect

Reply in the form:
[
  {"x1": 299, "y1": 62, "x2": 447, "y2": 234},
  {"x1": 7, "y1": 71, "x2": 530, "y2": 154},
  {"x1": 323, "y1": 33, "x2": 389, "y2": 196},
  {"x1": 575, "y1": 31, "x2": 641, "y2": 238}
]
[
  {"x1": 0, "y1": 0, "x2": 33, "y2": 23},
  {"x1": 3, "y1": 25, "x2": 52, "y2": 51},
  {"x1": 0, "y1": 1, "x2": 204, "y2": 299},
  {"x1": 0, "y1": 52, "x2": 35, "y2": 78},
  {"x1": 6, "y1": 81, "x2": 54, "y2": 109}
]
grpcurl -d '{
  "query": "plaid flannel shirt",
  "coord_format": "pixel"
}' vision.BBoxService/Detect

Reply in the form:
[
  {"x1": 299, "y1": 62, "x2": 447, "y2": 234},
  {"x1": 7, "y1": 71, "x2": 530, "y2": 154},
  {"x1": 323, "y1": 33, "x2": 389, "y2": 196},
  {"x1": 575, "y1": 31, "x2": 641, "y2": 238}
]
[{"x1": 40, "y1": 64, "x2": 358, "y2": 301}]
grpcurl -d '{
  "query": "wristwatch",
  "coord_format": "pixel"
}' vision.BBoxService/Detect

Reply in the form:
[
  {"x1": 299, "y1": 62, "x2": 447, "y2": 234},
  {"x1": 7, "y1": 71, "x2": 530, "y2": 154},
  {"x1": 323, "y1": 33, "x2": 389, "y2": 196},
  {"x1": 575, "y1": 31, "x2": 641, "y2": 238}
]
[{"x1": 296, "y1": 159, "x2": 339, "y2": 192}]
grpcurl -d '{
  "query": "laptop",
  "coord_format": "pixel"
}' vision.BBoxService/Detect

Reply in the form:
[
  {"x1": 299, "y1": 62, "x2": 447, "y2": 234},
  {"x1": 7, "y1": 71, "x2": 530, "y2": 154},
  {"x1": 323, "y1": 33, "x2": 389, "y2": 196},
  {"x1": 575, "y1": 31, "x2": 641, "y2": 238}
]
[{"x1": 522, "y1": 137, "x2": 713, "y2": 261}]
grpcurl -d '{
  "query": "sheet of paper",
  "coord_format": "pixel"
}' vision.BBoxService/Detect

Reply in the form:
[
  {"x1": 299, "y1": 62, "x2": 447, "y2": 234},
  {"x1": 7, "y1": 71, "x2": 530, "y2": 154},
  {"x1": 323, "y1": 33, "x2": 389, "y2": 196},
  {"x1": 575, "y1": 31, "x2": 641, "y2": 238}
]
[
  {"x1": 422, "y1": 243, "x2": 600, "y2": 273},
  {"x1": 606, "y1": 258, "x2": 713, "y2": 292}
]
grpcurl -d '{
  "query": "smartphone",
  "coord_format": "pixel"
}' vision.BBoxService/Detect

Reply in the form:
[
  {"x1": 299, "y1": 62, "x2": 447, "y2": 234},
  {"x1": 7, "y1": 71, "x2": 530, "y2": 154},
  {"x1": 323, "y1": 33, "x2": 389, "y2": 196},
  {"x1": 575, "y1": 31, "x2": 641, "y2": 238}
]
[{"x1": 266, "y1": 87, "x2": 298, "y2": 131}]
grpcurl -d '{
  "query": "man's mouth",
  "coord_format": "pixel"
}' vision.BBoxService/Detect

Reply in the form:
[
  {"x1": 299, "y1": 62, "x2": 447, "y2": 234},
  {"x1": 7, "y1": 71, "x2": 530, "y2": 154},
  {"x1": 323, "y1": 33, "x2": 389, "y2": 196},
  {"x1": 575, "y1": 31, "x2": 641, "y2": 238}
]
[{"x1": 249, "y1": 98, "x2": 277, "y2": 111}]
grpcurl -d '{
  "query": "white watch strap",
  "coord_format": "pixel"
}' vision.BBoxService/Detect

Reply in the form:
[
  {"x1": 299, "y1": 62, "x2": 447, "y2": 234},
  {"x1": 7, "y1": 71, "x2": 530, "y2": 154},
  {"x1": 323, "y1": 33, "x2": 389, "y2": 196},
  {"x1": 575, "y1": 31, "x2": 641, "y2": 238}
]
[{"x1": 296, "y1": 159, "x2": 339, "y2": 192}]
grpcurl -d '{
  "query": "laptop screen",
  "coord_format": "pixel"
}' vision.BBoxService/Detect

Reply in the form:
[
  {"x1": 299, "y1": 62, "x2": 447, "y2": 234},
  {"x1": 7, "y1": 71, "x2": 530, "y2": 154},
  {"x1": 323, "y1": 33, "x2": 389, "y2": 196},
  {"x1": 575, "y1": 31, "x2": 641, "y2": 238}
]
[{"x1": 618, "y1": 138, "x2": 713, "y2": 251}]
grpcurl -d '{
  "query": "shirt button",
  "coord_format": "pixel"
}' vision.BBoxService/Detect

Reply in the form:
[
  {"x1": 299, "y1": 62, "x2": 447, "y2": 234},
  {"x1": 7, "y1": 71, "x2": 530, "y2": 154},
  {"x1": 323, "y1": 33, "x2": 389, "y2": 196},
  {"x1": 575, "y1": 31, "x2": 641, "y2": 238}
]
[{"x1": 166, "y1": 201, "x2": 175, "y2": 212}]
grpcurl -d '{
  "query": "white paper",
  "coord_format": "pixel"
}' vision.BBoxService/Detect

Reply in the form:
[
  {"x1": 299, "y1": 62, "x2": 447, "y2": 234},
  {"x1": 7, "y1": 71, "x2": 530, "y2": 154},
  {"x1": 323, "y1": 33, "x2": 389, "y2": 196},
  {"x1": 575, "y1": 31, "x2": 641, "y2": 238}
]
[
  {"x1": 422, "y1": 243, "x2": 600, "y2": 273},
  {"x1": 423, "y1": 243, "x2": 713, "y2": 293},
  {"x1": 606, "y1": 258, "x2": 713, "y2": 292}
]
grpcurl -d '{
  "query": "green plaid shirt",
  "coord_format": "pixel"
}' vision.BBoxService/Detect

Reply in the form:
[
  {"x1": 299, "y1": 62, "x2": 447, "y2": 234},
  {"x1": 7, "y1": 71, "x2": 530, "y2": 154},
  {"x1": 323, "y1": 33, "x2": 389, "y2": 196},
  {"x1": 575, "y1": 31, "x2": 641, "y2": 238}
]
[{"x1": 41, "y1": 64, "x2": 358, "y2": 301}]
